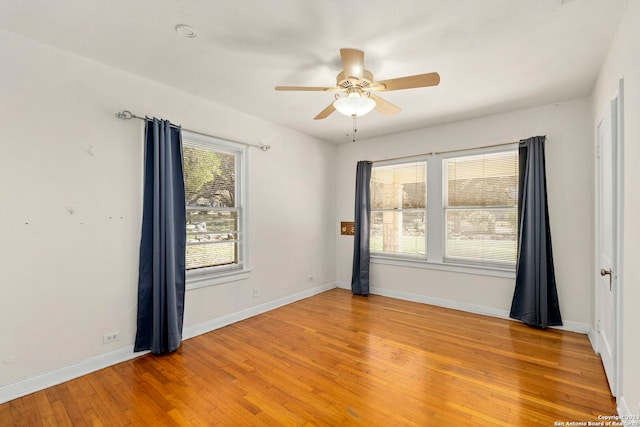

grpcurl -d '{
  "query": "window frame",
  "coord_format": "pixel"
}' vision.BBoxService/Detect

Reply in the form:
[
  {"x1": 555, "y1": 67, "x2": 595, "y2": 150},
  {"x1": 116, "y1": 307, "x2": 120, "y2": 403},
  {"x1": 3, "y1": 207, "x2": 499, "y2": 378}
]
[
  {"x1": 369, "y1": 144, "x2": 518, "y2": 278},
  {"x1": 369, "y1": 157, "x2": 428, "y2": 260},
  {"x1": 442, "y1": 149, "x2": 519, "y2": 269},
  {"x1": 182, "y1": 130, "x2": 251, "y2": 290}
]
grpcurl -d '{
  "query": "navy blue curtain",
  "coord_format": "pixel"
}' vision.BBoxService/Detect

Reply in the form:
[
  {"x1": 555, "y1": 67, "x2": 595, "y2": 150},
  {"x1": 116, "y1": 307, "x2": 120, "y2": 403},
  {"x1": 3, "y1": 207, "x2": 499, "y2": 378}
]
[
  {"x1": 510, "y1": 136, "x2": 562, "y2": 328},
  {"x1": 134, "y1": 118, "x2": 187, "y2": 354},
  {"x1": 351, "y1": 161, "x2": 372, "y2": 295}
]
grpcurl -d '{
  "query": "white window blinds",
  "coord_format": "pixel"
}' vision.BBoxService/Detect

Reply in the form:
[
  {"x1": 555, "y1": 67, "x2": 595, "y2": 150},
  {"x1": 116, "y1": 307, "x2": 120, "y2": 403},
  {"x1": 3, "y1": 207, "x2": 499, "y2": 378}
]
[
  {"x1": 370, "y1": 161, "x2": 427, "y2": 256},
  {"x1": 444, "y1": 150, "x2": 518, "y2": 267}
]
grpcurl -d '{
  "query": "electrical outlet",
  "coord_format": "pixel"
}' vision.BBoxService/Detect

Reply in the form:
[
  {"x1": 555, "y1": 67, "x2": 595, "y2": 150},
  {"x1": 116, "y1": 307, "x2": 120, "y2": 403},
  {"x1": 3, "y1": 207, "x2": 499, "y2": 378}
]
[
  {"x1": 252, "y1": 287, "x2": 259, "y2": 298},
  {"x1": 103, "y1": 331, "x2": 120, "y2": 344}
]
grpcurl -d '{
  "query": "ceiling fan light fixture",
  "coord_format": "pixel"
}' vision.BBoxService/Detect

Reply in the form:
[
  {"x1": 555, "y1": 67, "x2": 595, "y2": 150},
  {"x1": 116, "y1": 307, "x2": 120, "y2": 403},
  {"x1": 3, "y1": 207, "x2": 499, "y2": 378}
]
[{"x1": 333, "y1": 91, "x2": 376, "y2": 117}]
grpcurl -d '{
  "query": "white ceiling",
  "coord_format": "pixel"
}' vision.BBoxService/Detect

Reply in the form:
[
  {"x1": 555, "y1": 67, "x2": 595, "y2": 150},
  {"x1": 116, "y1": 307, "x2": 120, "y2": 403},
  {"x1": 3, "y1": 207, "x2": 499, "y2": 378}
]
[{"x1": 0, "y1": 0, "x2": 629, "y2": 144}]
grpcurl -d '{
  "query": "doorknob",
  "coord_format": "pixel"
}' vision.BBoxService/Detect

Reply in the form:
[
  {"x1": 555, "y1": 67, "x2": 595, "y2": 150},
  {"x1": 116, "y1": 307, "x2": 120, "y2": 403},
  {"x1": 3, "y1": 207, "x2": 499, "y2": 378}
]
[{"x1": 600, "y1": 268, "x2": 613, "y2": 291}]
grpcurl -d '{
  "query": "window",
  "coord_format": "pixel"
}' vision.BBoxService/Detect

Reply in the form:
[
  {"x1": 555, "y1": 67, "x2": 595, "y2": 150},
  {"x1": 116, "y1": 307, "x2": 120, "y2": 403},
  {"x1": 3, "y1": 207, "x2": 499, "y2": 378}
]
[
  {"x1": 182, "y1": 131, "x2": 248, "y2": 287},
  {"x1": 370, "y1": 161, "x2": 427, "y2": 257},
  {"x1": 444, "y1": 151, "x2": 518, "y2": 268},
  {"x1": 370, "y1": 147, "x2": 518, "y2": 273}
]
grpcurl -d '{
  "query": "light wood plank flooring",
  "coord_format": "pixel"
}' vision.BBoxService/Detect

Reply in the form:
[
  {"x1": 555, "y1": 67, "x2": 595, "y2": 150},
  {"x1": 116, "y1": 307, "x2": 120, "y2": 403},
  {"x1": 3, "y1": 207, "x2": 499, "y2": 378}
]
[{"x1": 1, "y1": 288, "x2": 615, "y2": 426}]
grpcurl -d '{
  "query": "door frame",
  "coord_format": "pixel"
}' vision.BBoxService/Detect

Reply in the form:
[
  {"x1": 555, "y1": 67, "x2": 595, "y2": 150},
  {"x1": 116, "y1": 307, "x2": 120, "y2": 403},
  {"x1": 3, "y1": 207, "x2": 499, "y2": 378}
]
[{"x1": 594, "y1": 78, "x2": 624, "y2": 397}]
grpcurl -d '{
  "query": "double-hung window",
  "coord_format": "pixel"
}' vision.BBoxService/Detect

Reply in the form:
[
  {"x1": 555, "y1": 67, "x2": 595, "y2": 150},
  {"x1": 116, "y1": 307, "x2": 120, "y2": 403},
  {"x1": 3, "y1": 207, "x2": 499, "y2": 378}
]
[
  {"x1": 370, "y1": 160, "x2": 427, "y2": 258},
  {"x1": 182, "y1": 131, "x2": 249, "y2": 288},
  {"x1": 369, "y1": 146, "x2": 518, "y2": 273},
  {"x1": 443, "y1": 150, "x2": 518, "y2": 268}
]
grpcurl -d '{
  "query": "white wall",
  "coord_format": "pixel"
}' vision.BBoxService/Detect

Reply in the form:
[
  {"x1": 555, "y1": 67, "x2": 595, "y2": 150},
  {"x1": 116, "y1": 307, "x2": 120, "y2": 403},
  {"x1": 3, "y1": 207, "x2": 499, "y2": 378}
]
[
  {"x1": 0, "y1": 28, "x2": 337, "y2": 388},
  {"x1": 335, "y1": 98, "x2": 594, "y2": 328},
  {"x1": 592, "y1": 0, "x2": 640, "y2": 416}
]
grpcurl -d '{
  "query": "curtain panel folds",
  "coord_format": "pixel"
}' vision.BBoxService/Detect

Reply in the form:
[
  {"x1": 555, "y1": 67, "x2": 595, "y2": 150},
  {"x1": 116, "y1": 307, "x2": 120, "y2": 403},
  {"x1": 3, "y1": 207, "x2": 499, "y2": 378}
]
[
  {"x1": 351, "y1": 161, "x2": 372, "y2": 295},
  {"x1": 510, "y1": 136, "x2": 562, "y2": 328},
  {"x1": 134, "y1": 118, "x2": 187, "y2": 354}
]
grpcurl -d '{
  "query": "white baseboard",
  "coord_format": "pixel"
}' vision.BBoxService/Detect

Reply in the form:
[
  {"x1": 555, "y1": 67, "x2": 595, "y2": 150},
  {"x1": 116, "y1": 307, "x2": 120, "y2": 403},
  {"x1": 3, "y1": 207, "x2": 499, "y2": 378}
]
[
  {"x1": 371, "y1": 286, "x2": 511, "y2": 318},
  {"x1": 336, "y1": 281, "x2": 350, "y2": 289},
  {"x1": 0, "y1": 346, "x2": 148, "y2": 405},
  {"x1": 338, "y1": 284, "x2": 593, "y2": 337},
  {"x1": 0, "y1": 282, "x2": 338, "y2": 405},
  {"x1": 618, "y1": 396, "x2": 633, "y2": 418},
  {"x1": 182, "y1": 282, "x2": 337, "y2": 339}
]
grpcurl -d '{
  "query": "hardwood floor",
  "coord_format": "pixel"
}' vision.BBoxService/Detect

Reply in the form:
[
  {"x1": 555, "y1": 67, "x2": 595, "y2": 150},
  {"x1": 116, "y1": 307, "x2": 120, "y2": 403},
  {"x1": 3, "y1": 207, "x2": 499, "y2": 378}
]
[{"x1": 1, "y1": 288, "x2": 615, "y2": 426}]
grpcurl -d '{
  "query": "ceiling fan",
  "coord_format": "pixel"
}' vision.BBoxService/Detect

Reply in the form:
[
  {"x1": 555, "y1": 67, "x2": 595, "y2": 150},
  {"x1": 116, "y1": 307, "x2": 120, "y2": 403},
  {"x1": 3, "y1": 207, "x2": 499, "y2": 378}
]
[{"x1": 275, "y1": 48, "x2": 440, "y2": 120}]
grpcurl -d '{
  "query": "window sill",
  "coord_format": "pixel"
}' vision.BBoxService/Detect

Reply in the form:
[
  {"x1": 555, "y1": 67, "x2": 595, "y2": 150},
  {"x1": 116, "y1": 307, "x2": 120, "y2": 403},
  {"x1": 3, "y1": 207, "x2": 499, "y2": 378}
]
[
  {"x1": 370, "y1": 255, "x2": 516, "y2": 279},
  {"x1": 186, "y1": 268, "x2": 252, "y2": 290}
]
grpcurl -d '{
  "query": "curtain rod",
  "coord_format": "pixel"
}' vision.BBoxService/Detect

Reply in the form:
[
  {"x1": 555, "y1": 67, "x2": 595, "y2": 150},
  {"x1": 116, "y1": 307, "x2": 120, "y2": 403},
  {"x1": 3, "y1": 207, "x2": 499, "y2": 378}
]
[
  {"x1": 371, "y1": 140, "x2": 522, "y2": 163},
  {"x1": 115, "y1": 110, "x2": 271, "y2": 151}
]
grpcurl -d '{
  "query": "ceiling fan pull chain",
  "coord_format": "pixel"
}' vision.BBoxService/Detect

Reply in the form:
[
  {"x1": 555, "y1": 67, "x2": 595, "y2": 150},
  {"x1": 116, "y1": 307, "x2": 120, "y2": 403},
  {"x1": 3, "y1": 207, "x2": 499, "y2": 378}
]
[{"x1": 352, "y1": 114, "x2": 357, "y2": 142}]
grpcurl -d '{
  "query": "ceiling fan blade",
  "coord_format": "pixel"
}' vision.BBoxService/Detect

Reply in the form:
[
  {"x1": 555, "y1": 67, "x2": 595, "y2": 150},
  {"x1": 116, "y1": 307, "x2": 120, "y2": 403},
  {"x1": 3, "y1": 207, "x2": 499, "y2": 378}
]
[
  {"x1": 340, "y1": 48, "x2": 365, "y2": 79},
  {"x1": 314, "y1": 102, "x2": 336, "y2": 120},
  {"x1": 371, "y1": 95, "x2": 401, "y2": 116},
  {"x1": 275, "y1": 86, "x2": 337, "y2": 92},
  {"x1": 371, "y1": 72, "x2": 440, "y2": 91}
]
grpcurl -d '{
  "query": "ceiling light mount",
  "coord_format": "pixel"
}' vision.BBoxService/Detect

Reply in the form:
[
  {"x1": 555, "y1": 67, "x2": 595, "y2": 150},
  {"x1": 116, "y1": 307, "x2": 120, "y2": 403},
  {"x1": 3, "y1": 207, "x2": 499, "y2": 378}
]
[{"x1": 175, "y1": 24, "x2": 197, "y2": 38}]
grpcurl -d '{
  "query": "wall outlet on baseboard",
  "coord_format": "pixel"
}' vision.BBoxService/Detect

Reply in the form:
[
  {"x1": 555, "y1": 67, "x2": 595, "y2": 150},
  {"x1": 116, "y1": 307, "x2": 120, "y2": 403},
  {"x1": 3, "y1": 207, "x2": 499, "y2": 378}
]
[
  {"x1": 103, "y1": 331, "x2": 120, "y2": 344},
  {"x1": 252, "y1": 287, "x2": 259, "y2": 298}
]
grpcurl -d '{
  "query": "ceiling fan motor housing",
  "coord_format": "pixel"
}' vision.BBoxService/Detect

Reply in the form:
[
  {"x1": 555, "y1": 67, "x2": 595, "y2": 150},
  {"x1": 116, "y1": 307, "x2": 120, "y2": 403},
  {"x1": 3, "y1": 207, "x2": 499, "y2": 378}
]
[{"x1": 336, "y1": 70, "x2": 374, "y2": 90}]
